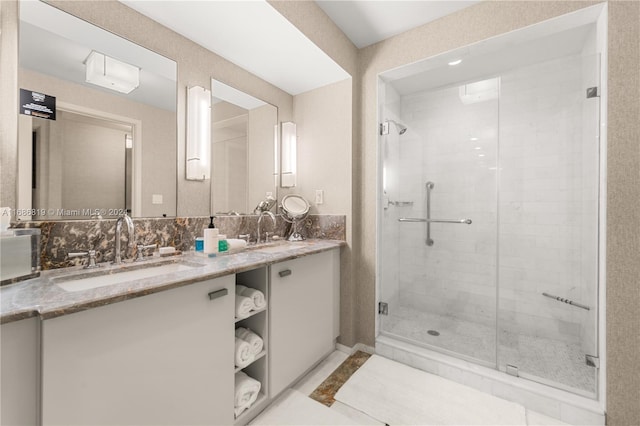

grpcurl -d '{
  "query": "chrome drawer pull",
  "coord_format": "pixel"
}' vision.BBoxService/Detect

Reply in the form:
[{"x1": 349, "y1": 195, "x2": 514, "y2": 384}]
[
  {"x1": 208, "y1": 288, "x2": 228, "y2": 300},
  {"x1": 278, "y1": 269, "x2": 292, "y2": 278}
]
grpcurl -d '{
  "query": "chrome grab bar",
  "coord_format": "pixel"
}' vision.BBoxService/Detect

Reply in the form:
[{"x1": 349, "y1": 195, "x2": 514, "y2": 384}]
[
  {"x1": 398, "y1": 218, "x2": 472, "y2": 224},
  {"x1": 397, "y1": 181, "x2": 472, "y2": 246}
]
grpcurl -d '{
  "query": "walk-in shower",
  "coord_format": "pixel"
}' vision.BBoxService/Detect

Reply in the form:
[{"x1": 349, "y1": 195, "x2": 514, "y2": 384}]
[{"x1": 376, "y1": 5, "x2": 606, "y2": 421}]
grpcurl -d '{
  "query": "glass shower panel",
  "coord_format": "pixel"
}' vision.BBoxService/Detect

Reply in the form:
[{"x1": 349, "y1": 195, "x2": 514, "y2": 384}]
[
  {"x1": 497, "y1": 53, "x2": 600, "y2": 395},
  {"x1": 379, "y1": 79, "x2": 499, "y2": 365}
]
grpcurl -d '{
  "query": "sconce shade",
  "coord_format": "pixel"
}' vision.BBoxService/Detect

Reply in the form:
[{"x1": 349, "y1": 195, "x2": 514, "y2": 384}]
[
  {"x1": 186, "y1": 86, "x2": 212, "y2": 181},
  {"x1": 280, "y1": 121, "x2": 296, "y2": 188},
  {"x1": 85, "y1": 51, "x2": 139, "y2": 94}
]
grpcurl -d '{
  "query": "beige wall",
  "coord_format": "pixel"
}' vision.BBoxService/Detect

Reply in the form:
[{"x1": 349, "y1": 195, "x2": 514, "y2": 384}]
[
  {"x1": 605, "y1": 1, "x2": 640, "y2": 424},
  {"x1": 291, "y1": 79, "x2": 354, "y2": 343},
  {"x1": 0, "y1": 0, "x2": 19, "y2": 209}
]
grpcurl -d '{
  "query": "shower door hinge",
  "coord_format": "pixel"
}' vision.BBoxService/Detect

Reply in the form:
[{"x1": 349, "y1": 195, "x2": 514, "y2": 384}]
[
  {"x1": 379, "y1": 122, "x2": 390, "y2": 135},
  {"x1": 586, "y1": 86, "x2": 599, "y2": 98},
  {"x1": 378, "y1": 302, "x2": 389, "y2": 315},
  {"x1": 586, "y1": 354, "x2": 600, "y2": 368},
  {"x1": 506, "y1": 364, "x2": 519, "y2": 377}
]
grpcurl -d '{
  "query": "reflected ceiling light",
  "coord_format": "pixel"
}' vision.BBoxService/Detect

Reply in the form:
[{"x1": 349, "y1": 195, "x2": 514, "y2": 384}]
[
  {"x1": 448, "y1": 59, "x2": 463, "y2": 66},
  {"x1": 470, "y1": 137, "x2": 478, "y2": 141},
  {"x1": 85, "y1": 51, "x2": 139, "y2": 94},
  {"x1": 474, "y1": 146, "x2": 481, "y2": 150}
]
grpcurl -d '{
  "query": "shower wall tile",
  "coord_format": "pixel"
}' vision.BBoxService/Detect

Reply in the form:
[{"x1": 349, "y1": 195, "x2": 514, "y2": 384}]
[{"x1": 385, "y1": 52, "x2": 598, "y2": 359}]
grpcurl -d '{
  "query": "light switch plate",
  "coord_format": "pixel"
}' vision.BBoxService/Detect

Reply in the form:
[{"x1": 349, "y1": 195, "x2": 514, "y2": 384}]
[
  {"x1": 315, "y1": 190, "x2": 324, "y2": 205},
  {"x1": 152, "y1": 194, "x2": 163, "y2": 205}
]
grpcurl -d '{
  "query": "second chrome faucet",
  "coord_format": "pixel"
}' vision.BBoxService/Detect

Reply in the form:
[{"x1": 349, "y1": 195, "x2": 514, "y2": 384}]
[{"x1": 114, "y1": 213, "x2": 135, "y2": 264}]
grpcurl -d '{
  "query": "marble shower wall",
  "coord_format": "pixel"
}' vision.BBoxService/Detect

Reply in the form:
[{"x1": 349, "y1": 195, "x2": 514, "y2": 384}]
[{"x1": 12, "y1": 215, "x2": 345, "y2": 270}]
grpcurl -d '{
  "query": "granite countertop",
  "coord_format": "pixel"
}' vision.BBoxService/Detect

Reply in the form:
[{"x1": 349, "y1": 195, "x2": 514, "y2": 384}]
[{"x1": 1, "y1": 239, "x2": 345, "y2": 324}]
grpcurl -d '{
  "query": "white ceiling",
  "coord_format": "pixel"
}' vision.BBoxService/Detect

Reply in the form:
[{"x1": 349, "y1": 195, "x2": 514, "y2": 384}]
[
  {"x1": 316, "y1": 0, "x2": 480, "y2": 48},
  {"x1": 120, "y1": 0, "x2": 350, "y2": 96},
  {"x1": 119, "y1": 1, "x2": 480, "y2": 97}
]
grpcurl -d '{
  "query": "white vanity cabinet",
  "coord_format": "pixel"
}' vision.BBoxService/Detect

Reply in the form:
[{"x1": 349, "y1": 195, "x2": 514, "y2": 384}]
[
  {"x1": 41, "y1": 275, "x2": 235, "y2": 426},
  {"x1": 1, "y1": 317, "x2": 39, "y2": 426},
  {"x1": 269, "y1": 249, "x2": 340, "y2": 397}
]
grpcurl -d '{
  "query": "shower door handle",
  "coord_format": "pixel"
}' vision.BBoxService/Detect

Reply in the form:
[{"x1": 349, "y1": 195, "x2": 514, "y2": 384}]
[{"x1": 396, "y1": 181, "x2": 472, "y2": 246}]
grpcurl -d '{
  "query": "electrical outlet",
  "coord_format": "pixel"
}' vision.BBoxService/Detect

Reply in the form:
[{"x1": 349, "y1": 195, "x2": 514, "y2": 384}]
[
  {"x1": 152, "y1": 194, "x2": 163, "y2": 205},
  {"x1": 315, "y1": 189, "x2": 324, "y2": 205}
]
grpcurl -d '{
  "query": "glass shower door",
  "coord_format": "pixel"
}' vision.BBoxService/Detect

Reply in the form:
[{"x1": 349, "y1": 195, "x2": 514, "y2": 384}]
[
  {"x1": 496, "y1": 53, "x2": 601, "y2": 396},
  {"x1": 379, "y1": 78, "x2": 500, "y2": 365}
]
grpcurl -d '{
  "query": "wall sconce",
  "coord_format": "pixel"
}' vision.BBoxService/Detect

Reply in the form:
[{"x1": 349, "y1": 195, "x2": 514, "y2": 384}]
[
  {"x1": 280, "y1": 122, "x2": 297, "y2": 188},
  {"x1": 85, "y1": 51, "x2": 139, "y2": 94},
  {"x1": 186, "y1": 86, "x2": 211, "y2": 181}
]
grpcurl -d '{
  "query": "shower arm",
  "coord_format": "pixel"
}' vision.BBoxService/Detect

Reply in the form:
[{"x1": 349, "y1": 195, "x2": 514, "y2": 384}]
[{"x1": 397, "y1": 181, "x2": 472, "y2": 246}]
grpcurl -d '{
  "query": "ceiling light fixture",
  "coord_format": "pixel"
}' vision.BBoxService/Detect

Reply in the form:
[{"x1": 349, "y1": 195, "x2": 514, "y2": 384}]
[
  {"x1": 448, "y1": 59, "x2": 463, "y2": 66},
  {"x1": 85, "y1": 51, "x2": 139, "y2": 94}
]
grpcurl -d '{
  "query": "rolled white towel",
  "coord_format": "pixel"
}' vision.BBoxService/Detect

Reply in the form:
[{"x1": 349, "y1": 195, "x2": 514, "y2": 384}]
[
  {"x1": 234, "y1": 371, "x2": 261, "y2": 417},
  {"x1": 236, "y1": 285, "x2": 266, "y2": 310},
  {"x1": 235, "y1": 327, "x2": 264, "y2": 355},
  {"x1": 227, "y1": 238, "x2": 247, "y2": 251},
  {"x1": 235, "y1": 295, "x2": 255, "y2": 319},
  {"x1": 235, "y1": 337, "x2": 255, "y2": 368}
]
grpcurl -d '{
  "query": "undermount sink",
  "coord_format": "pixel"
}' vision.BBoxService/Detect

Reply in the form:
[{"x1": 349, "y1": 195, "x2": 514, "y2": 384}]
[
  {"x1": 248, "y1": 242, "x2": 297, "y2": 254},
  {"x1": 54, "y1": 260, "x2": 203, "y2": 292}
]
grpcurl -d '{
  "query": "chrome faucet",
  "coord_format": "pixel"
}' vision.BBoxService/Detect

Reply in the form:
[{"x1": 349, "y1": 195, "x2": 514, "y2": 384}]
[
  {"x1": 114, "y1": 213, "x2": 135, "y2": 264},
  {"x1": 257, "y1": 211, "x2": 276, "y2": 244}
]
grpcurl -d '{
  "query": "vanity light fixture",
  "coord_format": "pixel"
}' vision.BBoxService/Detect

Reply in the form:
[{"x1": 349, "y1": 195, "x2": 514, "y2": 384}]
[
  {"x1": 85, "y1": 51, "x2": 139, "y2": 94},
  {"x1": 280, "y1": 122, "x2": 297, "y2": 188},
  {"x1": 186, "y1": 86, "x2": 211, "y2": 181}
]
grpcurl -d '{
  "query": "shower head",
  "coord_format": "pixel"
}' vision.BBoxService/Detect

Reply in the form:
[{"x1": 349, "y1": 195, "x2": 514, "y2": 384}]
[
  {"x1": 380, "y1": 119, "x2": 408, "y2": 135},
  {"x1": 393, "y1": 120, "x2": 408, "y2": 135}
]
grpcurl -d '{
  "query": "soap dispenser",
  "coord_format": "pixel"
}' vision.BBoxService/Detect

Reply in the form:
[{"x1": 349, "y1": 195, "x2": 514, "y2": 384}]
[{"x1": 203, "y1": 216, "x2": 219, "y2": 254}]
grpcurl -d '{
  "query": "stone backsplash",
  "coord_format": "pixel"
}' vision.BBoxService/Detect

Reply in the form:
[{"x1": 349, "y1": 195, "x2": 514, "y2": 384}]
[{"x1": 12, "y1": 214, "x2": 346, "y2": 270}]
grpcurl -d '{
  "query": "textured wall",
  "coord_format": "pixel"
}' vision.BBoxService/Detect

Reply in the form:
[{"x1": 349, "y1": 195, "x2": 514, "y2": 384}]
[
  {"x1": 0, "y1": 0, "x2": 18, "y2": 210},
  {"x1": 606, "y1": 1, "x2": 640, "y2": 424}
]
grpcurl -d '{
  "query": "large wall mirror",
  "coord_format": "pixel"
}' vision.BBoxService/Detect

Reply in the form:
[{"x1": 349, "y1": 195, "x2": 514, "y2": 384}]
[
  {"x1": 17, "y1": 0, "x2": 177, "y2": 220},
  {"x1": 210, "y1": 79, "x2": 277, "y2": 215}
]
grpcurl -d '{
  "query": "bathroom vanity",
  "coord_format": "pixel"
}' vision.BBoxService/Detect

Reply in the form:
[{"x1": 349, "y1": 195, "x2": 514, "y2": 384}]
[{"x1": 0, "y1": 241, "x2": 341, "y2": 425}]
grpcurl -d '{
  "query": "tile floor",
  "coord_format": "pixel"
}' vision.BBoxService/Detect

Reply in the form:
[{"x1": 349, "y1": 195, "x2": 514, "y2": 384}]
[
  {"x1": 382, "y1": 306, "x2": 595, "y2": 392},
  {"x1": 250, "y1": 350, "x2": 570, "y2": 425}
]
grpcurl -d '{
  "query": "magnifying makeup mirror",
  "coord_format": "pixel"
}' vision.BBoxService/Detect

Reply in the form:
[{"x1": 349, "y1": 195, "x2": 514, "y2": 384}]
[{"x1": 280, "y1": 194, "x2": 310, "y2": 241}]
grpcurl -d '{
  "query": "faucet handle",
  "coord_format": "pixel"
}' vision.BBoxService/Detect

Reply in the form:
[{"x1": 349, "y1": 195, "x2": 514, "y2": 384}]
[
  {"x1": 265, "y1": 232, "x2": 274, "y2": 243},
  {"x1": 135, "y1": 244, "x2": 157, "y2": 261},
  {"x1": 68, "y1": 250, "x2": 100, "y2": 269}
]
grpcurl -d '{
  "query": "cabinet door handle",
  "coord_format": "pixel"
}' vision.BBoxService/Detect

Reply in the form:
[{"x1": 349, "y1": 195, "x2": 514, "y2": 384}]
[
  {"x1": 278, "y1": 269, "x2": 292, "y2": 278},
  {"x1": 208, "y1": 288, "x2": 228, "y2": 300}
]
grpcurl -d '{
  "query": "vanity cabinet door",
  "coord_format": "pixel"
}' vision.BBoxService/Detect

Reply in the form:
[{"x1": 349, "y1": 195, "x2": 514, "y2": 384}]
[
  {"x1": 1, "y1": 317, "x2": 39, "y2": 426},
  {"x1": 269, "y1": 249, "x2": 340, "y2": 396},
  {"x1": 41, "y1": 276, "x2": 235, "y2": 426}
]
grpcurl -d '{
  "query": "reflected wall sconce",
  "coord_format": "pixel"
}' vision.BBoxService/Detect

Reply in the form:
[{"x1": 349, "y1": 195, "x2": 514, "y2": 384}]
[
  {"x1": 85, "y1": 51, "x2": 139, "y2": 94},
  {"x1": 280, "y1": 121, "x2": 297, "y2": 188},
  {"x1": 186, "y1": 86, "x2": 211, "y2": 181}
]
